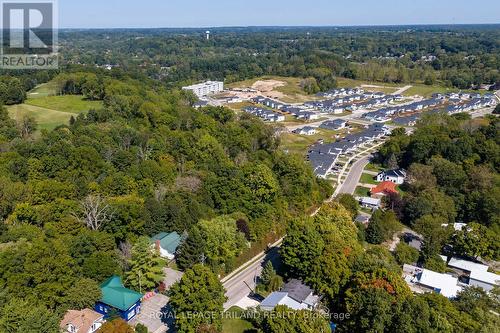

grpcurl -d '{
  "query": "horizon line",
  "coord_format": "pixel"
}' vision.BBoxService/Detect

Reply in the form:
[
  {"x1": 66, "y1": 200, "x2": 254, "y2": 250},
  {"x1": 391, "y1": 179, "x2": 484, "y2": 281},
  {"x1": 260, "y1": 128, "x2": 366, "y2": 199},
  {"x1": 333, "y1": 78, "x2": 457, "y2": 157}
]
[{"x1": 56, "y1": 22, "x2": 500, "y2": 30}]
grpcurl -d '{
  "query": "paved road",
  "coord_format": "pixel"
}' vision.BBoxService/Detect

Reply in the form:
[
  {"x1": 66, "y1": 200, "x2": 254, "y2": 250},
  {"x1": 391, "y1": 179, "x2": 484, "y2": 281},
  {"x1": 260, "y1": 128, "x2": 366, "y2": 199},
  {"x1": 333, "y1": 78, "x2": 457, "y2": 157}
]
[
  {"x1": 337, "y1": 155, "x2": 371, "y2": 195},
  {"x1": 223, "y1": 247, "x2": 280, "y2": 310}
]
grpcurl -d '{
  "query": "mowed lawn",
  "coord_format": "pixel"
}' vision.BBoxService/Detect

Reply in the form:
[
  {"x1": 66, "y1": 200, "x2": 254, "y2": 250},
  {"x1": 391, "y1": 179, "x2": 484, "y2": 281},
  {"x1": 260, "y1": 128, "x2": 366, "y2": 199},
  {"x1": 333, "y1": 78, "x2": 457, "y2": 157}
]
[
  {"x1": 8, "y1": 104, "x2": 76, "y2": 131},
  {"x1": 8, "y1": 94, "x2": 103, "y2": 131},
  {"x1": 27, "y1": 80, "x2": 60, "y2": 98},
  {"x1": 222, "y1": 307, "x2": 255, "y2": 333},
  {"x1": 25, "y1": 95, "x2": 103, "y2": 114}
]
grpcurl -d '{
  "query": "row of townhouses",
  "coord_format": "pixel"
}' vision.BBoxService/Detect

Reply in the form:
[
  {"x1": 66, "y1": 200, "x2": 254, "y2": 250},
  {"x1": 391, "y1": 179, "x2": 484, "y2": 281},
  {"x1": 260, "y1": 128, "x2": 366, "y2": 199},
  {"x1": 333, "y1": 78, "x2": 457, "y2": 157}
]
[
  {"x1": 307, "y1": 124, "x2": 390, "y2": 178},
  {"x1": 316, "y1": 87, "x2": 364, "y2": 98},
  {"x1": 242, "y1": 106, "x2": 285, "y2": 122},
  {"x1": 363, "y1": 98, "x2": 445, "y2": 122}
]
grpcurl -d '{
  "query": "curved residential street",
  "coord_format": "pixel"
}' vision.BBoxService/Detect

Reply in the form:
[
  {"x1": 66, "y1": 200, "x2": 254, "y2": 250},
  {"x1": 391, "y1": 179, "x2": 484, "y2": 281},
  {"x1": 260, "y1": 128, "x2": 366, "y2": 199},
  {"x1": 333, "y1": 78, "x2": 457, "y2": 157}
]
[{"x1": 337, "y1": 155, "x2": 372, "y2": 195}]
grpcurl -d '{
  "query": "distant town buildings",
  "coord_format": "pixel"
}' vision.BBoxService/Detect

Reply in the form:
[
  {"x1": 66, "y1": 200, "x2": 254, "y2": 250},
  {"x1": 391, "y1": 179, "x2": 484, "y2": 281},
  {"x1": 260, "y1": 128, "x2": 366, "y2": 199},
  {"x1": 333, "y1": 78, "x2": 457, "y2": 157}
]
[{"x1": 182, "y1": 81, "x2": 224, "y2": 98}]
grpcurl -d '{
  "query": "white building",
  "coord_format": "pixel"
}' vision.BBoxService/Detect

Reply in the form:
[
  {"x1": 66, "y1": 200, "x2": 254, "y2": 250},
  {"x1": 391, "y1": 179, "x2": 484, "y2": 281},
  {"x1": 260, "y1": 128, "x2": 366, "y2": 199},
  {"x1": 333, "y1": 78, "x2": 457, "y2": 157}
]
[
  {"x1": 294, "y1": 126, "x2": 317, "y2": 136},
  {"x1": 376, "y1": 169, "x2": 407, "y2": 185},
  {"x1": 447, "y1": 257, "x2": 500, "y2": 292},
  {"x1": 403, "y1": 265, "x2": 462, "y2": 298},
  {"x1": 359, "y1": 197, "x2": 381, "y2": 210},
  {"x1": 182, "y1": 81, "x2": 224, "y2": 98}
]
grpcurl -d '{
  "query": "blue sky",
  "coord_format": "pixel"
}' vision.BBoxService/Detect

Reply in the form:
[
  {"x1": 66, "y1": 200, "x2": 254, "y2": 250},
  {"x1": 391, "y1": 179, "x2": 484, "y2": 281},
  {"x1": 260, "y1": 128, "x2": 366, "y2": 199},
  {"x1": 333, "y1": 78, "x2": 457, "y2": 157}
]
[{"x1": 59, "y1": 0, "x2": 500, "y2": 28}]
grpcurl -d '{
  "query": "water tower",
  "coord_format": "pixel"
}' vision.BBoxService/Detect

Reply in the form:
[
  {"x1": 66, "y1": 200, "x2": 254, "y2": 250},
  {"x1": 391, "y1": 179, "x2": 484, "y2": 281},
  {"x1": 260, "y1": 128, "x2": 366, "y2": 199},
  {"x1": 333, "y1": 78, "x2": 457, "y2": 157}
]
[{"x1": 206, "y1": 30, "x2": 211, "y2": 40}]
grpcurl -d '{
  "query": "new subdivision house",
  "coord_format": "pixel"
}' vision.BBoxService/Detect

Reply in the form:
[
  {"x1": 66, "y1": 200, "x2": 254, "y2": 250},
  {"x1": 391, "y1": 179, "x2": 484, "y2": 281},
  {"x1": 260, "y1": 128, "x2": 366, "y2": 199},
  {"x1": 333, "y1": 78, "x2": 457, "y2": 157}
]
[
  {"x1": 293, "y1": 126, "x2": 317, "y2": 136},
  {"x1": 94, "y1": 276, "x2": 143, "y2": 322}
]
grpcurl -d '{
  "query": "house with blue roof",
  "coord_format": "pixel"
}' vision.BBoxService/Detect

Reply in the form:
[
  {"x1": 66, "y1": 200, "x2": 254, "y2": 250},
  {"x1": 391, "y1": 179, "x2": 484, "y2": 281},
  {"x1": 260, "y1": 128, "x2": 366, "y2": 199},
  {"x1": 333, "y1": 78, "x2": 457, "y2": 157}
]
[
  {"x1": 94, "y1": 276, "x2": 143, "y2": 321},
  {"x1": 151, "y1": 232, "x2": 182, "y2": 259}
]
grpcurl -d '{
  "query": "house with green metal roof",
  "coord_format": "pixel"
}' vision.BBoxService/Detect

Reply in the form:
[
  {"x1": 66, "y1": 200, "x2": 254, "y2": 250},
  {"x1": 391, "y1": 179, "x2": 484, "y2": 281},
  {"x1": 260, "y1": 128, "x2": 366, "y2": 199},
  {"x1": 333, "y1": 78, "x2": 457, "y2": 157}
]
[
  {"x1": 151, "y1": 231, "x2": 182, "y2": 259},
  {"x1": 94, "y1": 276, "x2": 143, "y2": 322}
]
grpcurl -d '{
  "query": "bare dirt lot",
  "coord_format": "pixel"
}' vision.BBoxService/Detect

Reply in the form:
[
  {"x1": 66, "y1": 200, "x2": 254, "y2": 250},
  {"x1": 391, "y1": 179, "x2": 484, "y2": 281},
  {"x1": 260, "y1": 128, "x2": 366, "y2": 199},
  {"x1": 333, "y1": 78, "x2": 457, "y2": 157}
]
[{"x1": 251, "y1": 79, "x2": 285, "y2": 92}]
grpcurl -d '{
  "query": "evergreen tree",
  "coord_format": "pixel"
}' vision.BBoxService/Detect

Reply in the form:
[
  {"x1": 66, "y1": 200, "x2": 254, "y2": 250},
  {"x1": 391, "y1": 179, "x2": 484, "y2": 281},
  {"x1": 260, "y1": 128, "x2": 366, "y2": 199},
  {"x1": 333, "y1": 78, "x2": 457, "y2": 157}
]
[
  {"x1": 125, "y1": 236, "x2": 164, "y2": 292},
  {"x1": 261, "y1": 261, "x2": 276, "y2": 286},
  {"x1": 176, "y1": 227, "x2": 206, "y2": 270},
  {"x1": 168, "y1": 264, "x2": 227, "y2": 333}
]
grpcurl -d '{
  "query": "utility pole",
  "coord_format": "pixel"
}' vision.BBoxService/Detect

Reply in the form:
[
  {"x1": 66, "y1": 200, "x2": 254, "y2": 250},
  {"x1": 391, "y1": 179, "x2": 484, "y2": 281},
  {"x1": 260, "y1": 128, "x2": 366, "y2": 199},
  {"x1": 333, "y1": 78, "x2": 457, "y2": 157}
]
[{"x1": 138, "y1": 271, "x2": 142, "y2": 294}]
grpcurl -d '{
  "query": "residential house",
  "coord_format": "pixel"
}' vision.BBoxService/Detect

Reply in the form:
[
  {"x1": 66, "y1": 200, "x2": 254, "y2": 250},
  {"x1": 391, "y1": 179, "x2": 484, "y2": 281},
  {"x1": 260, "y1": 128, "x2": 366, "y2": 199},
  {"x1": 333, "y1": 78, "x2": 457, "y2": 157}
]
[
  {"x1": 359, "y1": 197, "x2": 381, "y2": 210},
  {"x1": 95, "y1": 276, "x2": 143, "y2": 322},
  {"x1": 60, "y1": 309, "x2": 104, "y2": 333},
  {"x1": 370, "y1": 181, "x2": 398, "y2": 196},
  {"x1": 403, "y1": 265, "x2": 462, "y2": 298},
  {"x1": 294, "y1": 126, "x2": 317, "y2": 136},
  {"x1": 296, "y1": 111, "x2": 320, "y2": 121},
  {"x1": 260, "y1": 279, "x2": 320, "y2": 311},
  {"x1": 376, "y1": 169, "x2": 406, "y2": 185},
  {"x1": 319, "y1": 119, "x2": 347, "y2": 131},
  {"x1": 446, "y1": 257, "x2": 499, "y2": 292},
  {"x1": 151, "y1": 232, "x2": 182, "y2": 260}
]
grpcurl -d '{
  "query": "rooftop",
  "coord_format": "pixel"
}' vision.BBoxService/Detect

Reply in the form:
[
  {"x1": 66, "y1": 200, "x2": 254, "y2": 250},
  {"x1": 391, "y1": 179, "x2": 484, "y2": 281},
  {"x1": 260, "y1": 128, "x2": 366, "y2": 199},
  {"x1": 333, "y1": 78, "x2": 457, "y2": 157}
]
[
  {"x1": 60, "y1": 309, "x2": 103, "y2": 333},
  {"x1": 447, "y1": 257, "x2": 489, "y2": 273},
  {"x1": 151, "y1": 232, "x2": 182, "y2": 254},
  {"x1": 100, "y1": 276, "x2": 143, "y2": 311},
  {"x1": 260, "y1": 292, "x2": 288, "y2": 309},
  {"x1": 470, "y1": 270, "x2": 500, "y2": 285},
  {"x1": 281, "y1": 279, "x2": 314, "y2": 303},
  {"x1": 417, "y1": 269, "x2": 462, "y2": 298},
  {"x1": 371, "y1": 181, "x2": 398, "y2": 195}
]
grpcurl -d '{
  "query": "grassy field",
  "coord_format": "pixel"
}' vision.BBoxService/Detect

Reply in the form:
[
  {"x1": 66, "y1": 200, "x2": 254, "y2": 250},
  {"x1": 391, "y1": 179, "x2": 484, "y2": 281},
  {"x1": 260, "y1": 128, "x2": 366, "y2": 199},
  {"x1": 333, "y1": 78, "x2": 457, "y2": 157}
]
[
  {"x1": 355, "y1": 186, "x2": 372, "y2": 197},
  {"x1": 364, "y1": 163, "x2": 384, "y2": 173},
  {"x1": 26, "y1": 95, "x2": 103, "y2": 114},
  {"x1": 360, "y1": 173, "x2": 377, "y2": 185},
  {"x1": 7, "y1": 104, "x2": 77, "y2": 131},
  {"x1": 27, "y1": 81, "x2": 60, "y2": 98},
  {"x1": 280, "y1": 128, "x2": 341, "y2": 156},
  {"x1": 222, "y1": 307, "x2": 255, "y2": 333},
  {"x1": 7, "y1": 82, "x2": 104, "y2": 132}
]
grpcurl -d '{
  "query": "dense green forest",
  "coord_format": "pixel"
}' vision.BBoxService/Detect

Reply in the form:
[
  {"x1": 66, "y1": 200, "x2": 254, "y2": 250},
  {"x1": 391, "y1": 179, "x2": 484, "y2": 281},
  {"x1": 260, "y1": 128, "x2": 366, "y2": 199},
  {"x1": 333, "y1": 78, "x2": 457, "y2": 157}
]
[
  {"x1": 0, "y1": 25, "x2": 499, "y2": 333},
  {"x1": 0, "y1": 70, "x2": 331, "y2": 329},
  {"x1": 58, "y1": 26, "x2": 500, "y2": 89}
]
